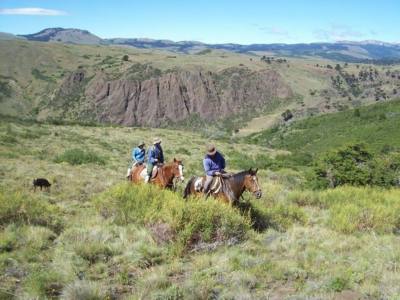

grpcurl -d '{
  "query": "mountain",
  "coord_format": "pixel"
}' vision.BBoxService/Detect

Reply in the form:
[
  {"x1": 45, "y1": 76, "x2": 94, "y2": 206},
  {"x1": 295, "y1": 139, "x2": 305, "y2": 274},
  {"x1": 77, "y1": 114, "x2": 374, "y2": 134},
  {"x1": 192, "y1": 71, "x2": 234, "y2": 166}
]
[
  {"x1": 19, "y1": 28, "x2": 102, "y2": 45},
  {"x1": 13, "y1": 28, "x2": 400, "y2": 62},
  {"x1": 1, "y1": 37, "x2": 400, "y2": 131}
]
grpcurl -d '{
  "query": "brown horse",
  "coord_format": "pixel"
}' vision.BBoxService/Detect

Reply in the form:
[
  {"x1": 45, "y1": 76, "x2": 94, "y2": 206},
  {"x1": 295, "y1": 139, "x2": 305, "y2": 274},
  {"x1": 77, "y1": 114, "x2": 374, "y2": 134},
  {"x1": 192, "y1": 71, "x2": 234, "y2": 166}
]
[
  {"x1": 183, "y1": 168, "x2": 262, "y2": 204},
  {"x1": 130, "y1": 158, "x2": 184, "y2": 189}
]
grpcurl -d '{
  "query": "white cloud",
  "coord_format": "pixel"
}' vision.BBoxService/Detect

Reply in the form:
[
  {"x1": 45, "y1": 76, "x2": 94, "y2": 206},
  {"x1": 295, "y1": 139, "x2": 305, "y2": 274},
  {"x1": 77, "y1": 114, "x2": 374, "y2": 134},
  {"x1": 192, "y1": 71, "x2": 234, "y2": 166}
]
[{"x1": 0, "y1": 7, "x2": 67, "y2": 16}]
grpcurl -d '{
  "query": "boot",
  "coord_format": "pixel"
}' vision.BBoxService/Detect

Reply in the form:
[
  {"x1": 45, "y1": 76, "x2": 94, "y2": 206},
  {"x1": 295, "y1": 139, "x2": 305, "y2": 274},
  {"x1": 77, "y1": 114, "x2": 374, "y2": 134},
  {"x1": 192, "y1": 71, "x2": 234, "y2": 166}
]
[{"x1": 126, "y1": 168, "x2": 131, "y2": 178}]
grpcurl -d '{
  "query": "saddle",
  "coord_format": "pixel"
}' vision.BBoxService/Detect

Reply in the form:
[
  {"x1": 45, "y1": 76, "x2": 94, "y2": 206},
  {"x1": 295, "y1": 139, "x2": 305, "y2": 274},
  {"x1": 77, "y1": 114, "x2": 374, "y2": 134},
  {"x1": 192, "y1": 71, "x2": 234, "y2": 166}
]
[
  {"x1": 139, "y1": 165, "x2": 161, "y2": 180},
  {"x1": 194, "y1": 175, "x2": 227, "y2": 194}
]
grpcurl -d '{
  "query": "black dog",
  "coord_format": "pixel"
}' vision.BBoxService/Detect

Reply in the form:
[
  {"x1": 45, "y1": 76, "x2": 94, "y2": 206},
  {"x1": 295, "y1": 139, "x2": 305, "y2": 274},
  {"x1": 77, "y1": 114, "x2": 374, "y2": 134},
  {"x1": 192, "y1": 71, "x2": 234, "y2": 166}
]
[{"x1": 33, "y1": 178, "x2": 51, "y2": 191}]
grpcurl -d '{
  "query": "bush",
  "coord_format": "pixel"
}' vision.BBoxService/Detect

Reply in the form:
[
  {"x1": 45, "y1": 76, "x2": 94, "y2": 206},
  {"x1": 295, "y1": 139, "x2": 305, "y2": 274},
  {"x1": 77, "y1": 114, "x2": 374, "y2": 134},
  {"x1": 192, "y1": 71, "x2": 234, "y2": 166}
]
[
  {"x1": 58, "y1": 227, "x2": 122, "y2": 264},
  {"x1": 312, "y1": 144, "x2": 400, "y2": 188},
  {"x1": 24, "y1": 269, "x2": 69, "y2": 298},
  {"x1": 94, "y1": 184, "x2": 251, "y2": 255},
  {"x1": 61, "y1": 280, "x2": 106, "y2": 300},
  {"x1": 327, "y1": 276, "x2": 350, "y2": 292},
  {"x1": 313, "y1": 144, "x2": 372, "y2": 188},
  {"x1": 55, "y1": 148, "x2": 105, "y2": 165},
  {"x1": 0, "y1": 189, "x2": 63, "y2": 232}
]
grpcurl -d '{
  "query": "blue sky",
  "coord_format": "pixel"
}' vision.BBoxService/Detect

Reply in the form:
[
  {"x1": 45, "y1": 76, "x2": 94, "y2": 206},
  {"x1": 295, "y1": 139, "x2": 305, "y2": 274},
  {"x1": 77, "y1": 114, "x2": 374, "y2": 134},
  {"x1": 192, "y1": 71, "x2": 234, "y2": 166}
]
[{"x1": 0, "y1": 0, "x2": 399, "y2": 44}]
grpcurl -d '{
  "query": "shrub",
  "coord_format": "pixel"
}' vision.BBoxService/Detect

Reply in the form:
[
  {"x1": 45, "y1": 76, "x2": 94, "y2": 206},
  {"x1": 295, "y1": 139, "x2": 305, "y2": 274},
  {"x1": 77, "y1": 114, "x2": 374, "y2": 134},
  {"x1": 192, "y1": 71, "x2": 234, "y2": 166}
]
[
  {"x1": 313, "y1": 144, "x2": 400, "y2": 188},
  {"x1": 61, "y1": 280, "x2": 106, "y2": 300},
  {"x1": 0, "y1": 189, "x2": 63, "y2": 232},
  {"x1": 94, "y1": 184, "x2": 251, "y2": 255},
  {"x1": 0, "y1": 134, "x2": 17, "y2": 145},
  {"x1": 313, "y1": 144, "x2": 372, "y2": 188},
  {"x1": 327, "y1": 276, "x2": 350, "y2": 292},
  {"x1": 24, "y1": 269, "x2": 69, "y2": 298},
  {"x1": 58, "y1": 227, "x2": 121, "y2": 264},
  {"x1": 55, "y1": 148, "x2": 105, "y2": 165},
  {"x1": 0, "y1": 225, "x2": 56, "y2": 253},
  {"x1": 122, "y1": 54, "x2": 129, "y2": 61}
]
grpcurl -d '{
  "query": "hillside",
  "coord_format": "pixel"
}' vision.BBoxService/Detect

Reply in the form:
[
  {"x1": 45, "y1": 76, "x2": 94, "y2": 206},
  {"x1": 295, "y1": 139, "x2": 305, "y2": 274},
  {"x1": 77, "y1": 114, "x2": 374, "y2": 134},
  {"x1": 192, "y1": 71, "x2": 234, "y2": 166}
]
[
  {"x1": 1, "y1": 118, "x2": 400, "y2": 298},
  {"x1": 18, "y1": 28, "x2": 400, "y2": 61},
  {"x1": 246, "y1": 98, "x2": 400, "y2": 166},
  {"x1": 19, "y1": 28, "x2": 102, "y2": 45},
  {"x1": 1, "y1": 39, "x2": 400, "y2": 131}
]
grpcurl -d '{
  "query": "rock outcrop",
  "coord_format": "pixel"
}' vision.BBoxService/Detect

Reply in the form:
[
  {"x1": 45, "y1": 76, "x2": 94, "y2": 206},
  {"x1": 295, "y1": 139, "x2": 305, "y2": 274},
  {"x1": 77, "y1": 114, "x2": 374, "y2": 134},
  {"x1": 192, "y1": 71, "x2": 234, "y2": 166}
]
[{"x1": 54, "y1": 66, "x2": 293, "y2": 127}]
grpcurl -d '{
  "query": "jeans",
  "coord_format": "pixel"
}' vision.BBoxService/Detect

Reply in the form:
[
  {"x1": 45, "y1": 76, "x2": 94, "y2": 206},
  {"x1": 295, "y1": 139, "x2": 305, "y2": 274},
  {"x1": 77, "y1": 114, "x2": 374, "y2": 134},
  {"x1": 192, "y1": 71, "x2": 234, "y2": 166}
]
[{"x1": 203, "y1": 175, "x2": 214, "y2": 193}]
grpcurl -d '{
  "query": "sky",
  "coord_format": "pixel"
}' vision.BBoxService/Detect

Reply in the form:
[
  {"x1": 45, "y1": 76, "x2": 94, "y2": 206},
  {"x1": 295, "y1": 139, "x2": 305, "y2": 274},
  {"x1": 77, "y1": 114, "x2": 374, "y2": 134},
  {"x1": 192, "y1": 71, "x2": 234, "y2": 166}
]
[{"x1": 0, "y1": 0, "x2": 399, "y2": 44}]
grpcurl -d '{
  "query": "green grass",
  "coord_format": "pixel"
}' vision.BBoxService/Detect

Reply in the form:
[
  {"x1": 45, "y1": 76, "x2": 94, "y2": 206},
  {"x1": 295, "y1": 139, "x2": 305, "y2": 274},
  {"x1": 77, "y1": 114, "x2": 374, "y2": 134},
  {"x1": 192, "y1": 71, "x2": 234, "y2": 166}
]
[
  {"x1": 248, "y1": 98, "x2": 400, "y2": 156},
  {"x1": 1, "y1": 119, "x2": 400, "y2": 298},
  {"x1": 0, "y1": 189, "x2": 64, "y2": 232},
  {"x1": 94, "y1": 183, "x2": 251, "y2": 256},
  {"x1": 54, "y1": 148, "x2": 106, "y2": 165},
  {"x1": 288, "y1": 186, "x2": 400, "y2": 234}
]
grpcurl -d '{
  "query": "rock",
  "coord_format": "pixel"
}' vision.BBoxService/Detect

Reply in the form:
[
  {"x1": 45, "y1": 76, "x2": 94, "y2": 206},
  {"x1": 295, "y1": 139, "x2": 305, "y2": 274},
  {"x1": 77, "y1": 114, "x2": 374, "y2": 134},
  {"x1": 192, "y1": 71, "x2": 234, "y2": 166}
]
[{"x1": 53, "y1": 66, "x2": 293, "y2": 127}]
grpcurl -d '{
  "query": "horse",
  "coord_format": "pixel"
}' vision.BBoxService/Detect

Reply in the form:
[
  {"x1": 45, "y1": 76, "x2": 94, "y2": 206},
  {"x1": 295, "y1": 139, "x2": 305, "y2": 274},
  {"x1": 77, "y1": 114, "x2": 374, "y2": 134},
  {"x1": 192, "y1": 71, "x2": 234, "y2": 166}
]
[
  {"x1": 130, "y1": 158, "x2": 184, "y2": 189},
  {"x1": 183, "y1": 168, "x2": 262, "y2": 205}
]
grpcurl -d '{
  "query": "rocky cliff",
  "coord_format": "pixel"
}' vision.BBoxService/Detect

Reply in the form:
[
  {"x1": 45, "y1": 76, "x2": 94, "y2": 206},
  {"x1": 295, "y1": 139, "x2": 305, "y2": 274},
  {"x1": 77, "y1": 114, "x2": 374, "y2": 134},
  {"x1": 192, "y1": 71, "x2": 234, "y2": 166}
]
[{"x1": 52, "y1": 66, "x2": 293, "y2": 127}]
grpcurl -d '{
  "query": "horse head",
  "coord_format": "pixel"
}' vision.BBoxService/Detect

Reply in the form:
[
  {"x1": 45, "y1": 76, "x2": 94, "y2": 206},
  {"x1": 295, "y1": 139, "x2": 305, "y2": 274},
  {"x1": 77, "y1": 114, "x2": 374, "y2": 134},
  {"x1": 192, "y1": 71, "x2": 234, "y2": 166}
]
[
  {"x1": 172, "y1": 158, "x2": 185, "y2": 182},
  {"x1": 243, "y1": 168, "x2": 262, "y2": 199}
]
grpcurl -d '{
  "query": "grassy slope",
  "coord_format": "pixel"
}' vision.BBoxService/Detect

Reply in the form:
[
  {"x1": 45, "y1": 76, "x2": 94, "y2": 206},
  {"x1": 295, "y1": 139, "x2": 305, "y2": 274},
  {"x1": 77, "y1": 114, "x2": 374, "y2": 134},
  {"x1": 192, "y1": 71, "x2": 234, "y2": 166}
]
[
  {"x1": 2, "y1": 39, "x2": 400, "y2": 133},
  {"x1": 1, "y1": 118, "x2": 400, "y2": 299},
  {"x1": 247, "y1": 98, "x2": 400, "y2": 158}
]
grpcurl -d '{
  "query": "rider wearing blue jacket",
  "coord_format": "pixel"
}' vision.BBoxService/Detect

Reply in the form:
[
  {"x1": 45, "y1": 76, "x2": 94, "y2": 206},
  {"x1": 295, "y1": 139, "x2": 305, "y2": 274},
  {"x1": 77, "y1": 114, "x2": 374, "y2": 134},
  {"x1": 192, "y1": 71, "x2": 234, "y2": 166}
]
[
  {"x1": 203, "y1": 144, "x2": 226, "y2": 194},
  {"x1": 132, "y1": 142, "x2": 146, "y2": 164},
  {"x1": 146, "y1": 137, "x2": 164, "y2": 183},
  {"x1": 126, "y1": 141, "x2": 146, "y2": 178}
]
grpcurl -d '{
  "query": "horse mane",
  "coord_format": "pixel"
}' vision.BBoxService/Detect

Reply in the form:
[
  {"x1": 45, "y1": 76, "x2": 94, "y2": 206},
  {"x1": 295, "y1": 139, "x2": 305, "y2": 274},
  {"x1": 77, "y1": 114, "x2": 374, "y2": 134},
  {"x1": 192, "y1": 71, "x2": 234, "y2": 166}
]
[{"x1": 222, "y1": 169, "x2": 254, "y2": 203}]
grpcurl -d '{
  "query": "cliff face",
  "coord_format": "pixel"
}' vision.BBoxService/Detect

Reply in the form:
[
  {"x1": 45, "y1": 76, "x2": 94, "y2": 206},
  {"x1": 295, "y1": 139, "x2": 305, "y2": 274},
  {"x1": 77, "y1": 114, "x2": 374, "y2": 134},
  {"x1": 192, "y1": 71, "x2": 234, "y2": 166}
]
[{"x1": 55, "y1": 67, "x2": 292, "y2": 126}]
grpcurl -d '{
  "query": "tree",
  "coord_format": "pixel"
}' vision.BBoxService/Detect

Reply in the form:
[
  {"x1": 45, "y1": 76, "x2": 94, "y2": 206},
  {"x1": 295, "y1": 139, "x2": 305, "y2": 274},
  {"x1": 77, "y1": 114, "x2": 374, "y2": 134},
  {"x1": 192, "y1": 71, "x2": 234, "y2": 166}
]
[
  {"x1": 313, "y1": 144, "x2": 373, "y2": 188},
  {"x1": 313, "y1": 144, "x2": 400, "y2": 188},
  {"x1": 281, "y1": 109, "x2": 293, "y2": 121},
  {"x1": 122, "y1": 55, "x2": 129, "y2": 61}
]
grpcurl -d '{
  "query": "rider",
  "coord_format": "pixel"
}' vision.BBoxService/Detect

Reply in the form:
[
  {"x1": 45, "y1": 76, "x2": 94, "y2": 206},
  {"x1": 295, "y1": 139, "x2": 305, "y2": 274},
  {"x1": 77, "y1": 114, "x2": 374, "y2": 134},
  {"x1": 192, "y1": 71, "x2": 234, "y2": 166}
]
[
  {"x1": 203, "y1": 144, "x2": 226, "y2": 196},
  {"x1": 145, "y1": 137, "x2": 164, "y2": 183},
  {"x1": 126, "y1": 141, "x2": 146, "y2": 178}
]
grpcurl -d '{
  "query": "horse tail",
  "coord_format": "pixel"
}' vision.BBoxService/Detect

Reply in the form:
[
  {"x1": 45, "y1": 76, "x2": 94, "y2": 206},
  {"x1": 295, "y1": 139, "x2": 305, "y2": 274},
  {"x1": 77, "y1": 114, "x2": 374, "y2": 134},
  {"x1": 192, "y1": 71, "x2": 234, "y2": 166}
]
[{"x1": 183, "y1": 176, "x2": 195, "y2": 199}]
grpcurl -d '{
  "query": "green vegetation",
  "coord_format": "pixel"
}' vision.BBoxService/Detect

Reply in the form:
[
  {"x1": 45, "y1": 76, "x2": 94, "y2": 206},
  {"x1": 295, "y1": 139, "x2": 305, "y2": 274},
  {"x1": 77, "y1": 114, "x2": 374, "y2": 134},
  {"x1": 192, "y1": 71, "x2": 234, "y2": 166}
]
[
  {"x1": 313, "y1": 144, "x2": 400, "y2": 188},
  {"x1": 0, "y1": 189, "x2": 63, "y2": 232},
  {"x1": 95, "y1": 184, "x2": 251, "y2": 255},
  {"x1": 54, "y1": 148, "x2": 106, "y2": 165},
  {"x1": 1, "y1": 115, "x2": 400, "y2": 298},
  {"x1": 31, "y1": 68, "x2": 54, "y2": 82},
  {"x1": 248, "y1": 98, "x2": 400, "y2": 155},
  {"x1": 195, "y1": 48, "x2": 212, "y2": 55},
  {"x1": 289, "y1": 186, "x2": 400, "y2": 234}
]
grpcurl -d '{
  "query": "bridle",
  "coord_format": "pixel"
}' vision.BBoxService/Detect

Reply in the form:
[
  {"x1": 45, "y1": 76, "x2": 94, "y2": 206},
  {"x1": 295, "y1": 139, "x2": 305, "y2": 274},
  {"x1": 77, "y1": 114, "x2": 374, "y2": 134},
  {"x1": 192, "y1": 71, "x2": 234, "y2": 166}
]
[{"x1": 248, "y1": 174, "x2": 262, "y2": 198}]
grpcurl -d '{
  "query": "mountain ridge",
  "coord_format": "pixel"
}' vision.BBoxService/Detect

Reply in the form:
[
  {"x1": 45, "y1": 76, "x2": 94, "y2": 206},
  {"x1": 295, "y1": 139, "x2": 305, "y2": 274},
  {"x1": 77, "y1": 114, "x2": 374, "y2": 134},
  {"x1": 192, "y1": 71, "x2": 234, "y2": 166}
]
[{"x1": 13, "y1": 27, "x2": 400, "y2": 62}]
